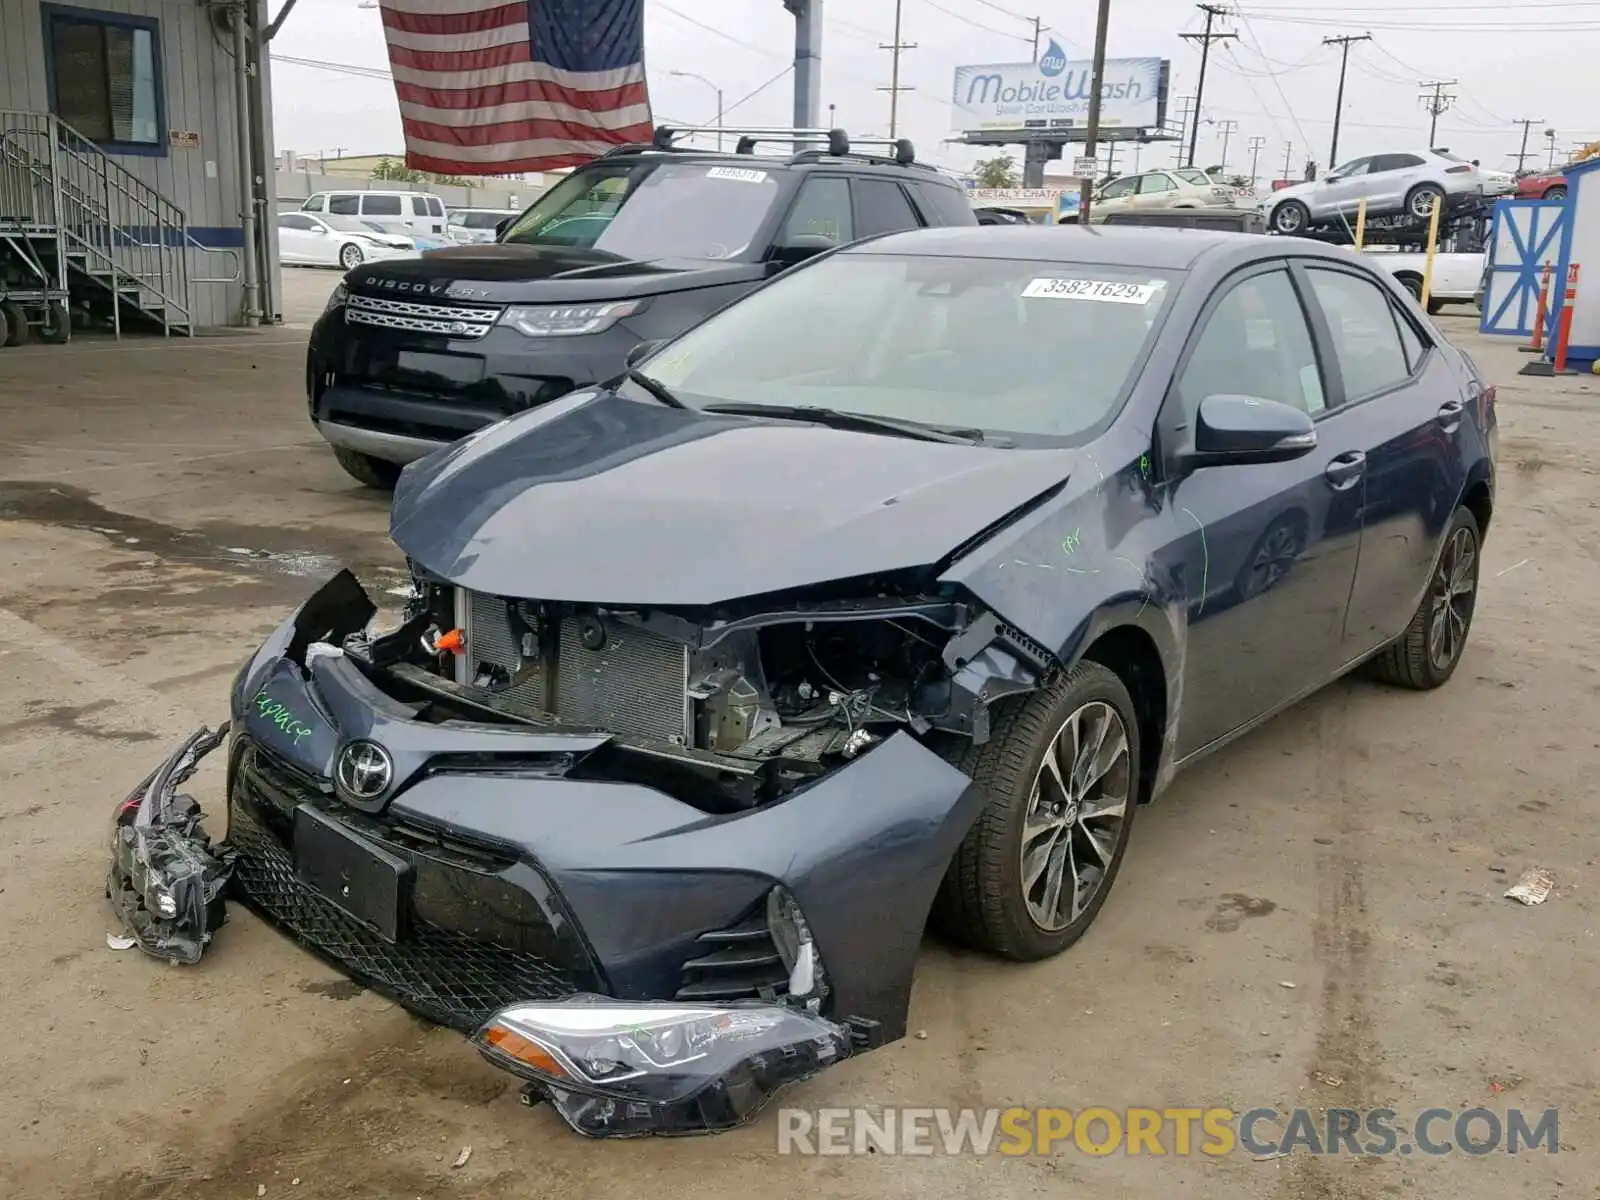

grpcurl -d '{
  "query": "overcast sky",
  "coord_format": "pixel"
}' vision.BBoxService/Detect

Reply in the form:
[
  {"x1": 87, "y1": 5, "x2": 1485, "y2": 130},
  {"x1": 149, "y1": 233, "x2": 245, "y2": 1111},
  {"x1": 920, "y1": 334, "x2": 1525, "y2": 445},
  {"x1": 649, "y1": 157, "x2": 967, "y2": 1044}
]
[{"x1": 269, "y1": 0, "x2": 1600, "y2": 181}]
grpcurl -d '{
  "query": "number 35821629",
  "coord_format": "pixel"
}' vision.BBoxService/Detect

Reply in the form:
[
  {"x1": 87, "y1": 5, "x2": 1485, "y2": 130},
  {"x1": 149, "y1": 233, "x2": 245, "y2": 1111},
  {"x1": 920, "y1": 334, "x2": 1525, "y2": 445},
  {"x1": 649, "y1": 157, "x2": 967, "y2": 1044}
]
[{"x1": 1022, "y1": 277, "x2": 1158, "y2": 304}]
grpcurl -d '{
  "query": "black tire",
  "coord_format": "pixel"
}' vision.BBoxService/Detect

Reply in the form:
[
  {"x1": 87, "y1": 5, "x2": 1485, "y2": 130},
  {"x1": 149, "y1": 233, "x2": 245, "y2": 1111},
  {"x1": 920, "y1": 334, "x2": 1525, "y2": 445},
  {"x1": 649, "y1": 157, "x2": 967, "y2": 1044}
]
[
  {"x1": 331, "y1": 446, "x2": 401, "y2": 489},
  {"x1": 1270, "y1": 200, "x2": 1310, "y2": 234},
  {"x1": 1426, "y1": 297, "x2": 1446, "y2": 315},
  {"x1": 1405, "y1": 183, "x2": 1445, "y2": 220},
  {"x1": 39, "y1": 300, "x2": 70, "y2": 344},
  {"x1": 1544, "y1": 185, "x2": 1567, "y2": 201},
  {"x1": 1366, "y1": 506, "x2": 1481, "y2": 689},
  {"x1": 933, "y1": 660, "x2": 1141, "y2": 961},
  {"x1": 1395, "y1": 273, "x2": 1424, "y2": 302},
  {"x1": 339, "y1": 242, "x2": 365, "y2": 271},
  {"x1": 0, "y1": 302, "x2": 27, "y2": 346}
]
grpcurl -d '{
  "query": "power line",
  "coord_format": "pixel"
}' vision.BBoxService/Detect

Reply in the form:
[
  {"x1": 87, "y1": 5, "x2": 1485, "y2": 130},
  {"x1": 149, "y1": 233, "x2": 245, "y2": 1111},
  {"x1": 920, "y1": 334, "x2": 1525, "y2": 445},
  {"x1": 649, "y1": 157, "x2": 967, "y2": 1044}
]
[
  {"x1": 1214, "y1": 118, "x2": 1239, "y2": 172},
  {"x1": 1230, "y1": 5, "x2": 1315, "y2": 158},
  {"x1": 1419, "y1": 79, "x2": 1459, "y2": 146},
  {"x1": 1216, "y1": 44, "x2": 1288, "y2": 144},
  {"x1": 1240, "y1": 0, "x2": 1600, "y2": 10},
  {"x1": 919, "y1": 0, "x2": 1030, "y2": 41},
  {"x1": 1178, "y1": 4, "x2": 1238, "y2": 168},
  {"x1": 1321, "y1": 33, "x2": 1371, "y2": 168}
]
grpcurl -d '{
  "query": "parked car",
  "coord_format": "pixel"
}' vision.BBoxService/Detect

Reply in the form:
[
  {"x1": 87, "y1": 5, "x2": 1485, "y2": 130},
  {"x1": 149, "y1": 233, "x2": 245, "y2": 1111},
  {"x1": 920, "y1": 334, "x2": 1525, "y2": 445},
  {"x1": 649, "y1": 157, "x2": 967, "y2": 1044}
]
[
  {"x1": 305, "y1": 128, "x2": 979, "y2": 488},
  {"x1": 117, "y1": 226, "x2": 1495, "y2": 1140},
  {"x1": 1093, "y1": 168, "x2": 1249, "y2": 216},
  {"x1": 300, "y1": 189, "x2": 449, "y2": 239},
  {"x1": 1262, "y1": 149, "x2": 1502, "y2": 234},
  {"x1": 1516, "y1": 172, "x2": 1567, "y2": 200},
  {"x1": 445, "y1": 207, "x2": 521, "y2": 244},
  {"x1": 974, "y1": 205, "x2": 1037, "y2": 225},
  {"x1": 1363, "y1": 247, "x2": 1486, "y2": 313},
  {"x1": 276, "y1": 212, "x2": 419, "y2": 270}
]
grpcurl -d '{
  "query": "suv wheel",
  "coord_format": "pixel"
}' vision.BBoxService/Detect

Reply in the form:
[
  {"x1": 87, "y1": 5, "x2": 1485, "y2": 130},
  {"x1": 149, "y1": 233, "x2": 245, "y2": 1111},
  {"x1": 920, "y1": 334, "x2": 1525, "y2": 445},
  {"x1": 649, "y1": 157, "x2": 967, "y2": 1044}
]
[
  {"x1": 933, "y1": 660, "x2": 1140, "y2": 960},
  {"x1": 331, "y1": 446, "x2": 401, "y2": 490},
  {"x1": 1271, "y1": 200, "x2": 1309, "y2": 234},
  {"x1": 1366, "y1": 506, "x2": 1481, "y2": 689},
  {"x1": 1406, "y1": 184, "x2": 1445, "y2": 220}
]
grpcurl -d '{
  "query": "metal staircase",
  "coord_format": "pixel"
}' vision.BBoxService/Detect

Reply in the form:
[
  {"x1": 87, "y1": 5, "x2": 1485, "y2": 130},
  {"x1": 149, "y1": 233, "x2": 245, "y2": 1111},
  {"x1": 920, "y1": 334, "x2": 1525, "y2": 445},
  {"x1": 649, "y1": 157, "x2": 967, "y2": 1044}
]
[{"x1": 0, "y1": 110, "x2": 240, "y2": 338}]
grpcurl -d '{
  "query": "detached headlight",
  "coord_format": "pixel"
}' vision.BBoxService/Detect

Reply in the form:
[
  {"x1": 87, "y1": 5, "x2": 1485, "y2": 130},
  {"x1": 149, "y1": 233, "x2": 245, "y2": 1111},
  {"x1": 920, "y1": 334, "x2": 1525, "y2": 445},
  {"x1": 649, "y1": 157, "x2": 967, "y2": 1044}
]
[
  {"x1": 500, "y1": 298, "x2": 645, "y2": 337},
  {"x1": 324, "y1": 282, "x2": 347, "y2": 314},
  {"x1": 474, "y1": 995, "x2": 853, "y2": 1137}
]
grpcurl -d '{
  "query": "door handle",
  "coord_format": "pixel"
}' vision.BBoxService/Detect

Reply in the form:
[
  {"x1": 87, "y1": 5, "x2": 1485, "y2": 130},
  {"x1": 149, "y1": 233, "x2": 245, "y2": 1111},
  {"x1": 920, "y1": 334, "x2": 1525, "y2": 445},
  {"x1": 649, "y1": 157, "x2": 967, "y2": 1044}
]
[
  {"x1": 1437, "y1": 398, "x2": 1464, "y2": 429},
  {"x1": 1324, "y1": 450, "x2": 1366, "y2": 490}
]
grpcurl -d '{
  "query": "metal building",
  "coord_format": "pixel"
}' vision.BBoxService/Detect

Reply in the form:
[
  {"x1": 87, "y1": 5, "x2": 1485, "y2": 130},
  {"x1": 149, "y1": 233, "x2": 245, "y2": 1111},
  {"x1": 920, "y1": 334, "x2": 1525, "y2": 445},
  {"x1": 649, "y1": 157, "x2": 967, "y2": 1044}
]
[{"x1": 0, "y1": 0, "x2": 278, "y2": 335}]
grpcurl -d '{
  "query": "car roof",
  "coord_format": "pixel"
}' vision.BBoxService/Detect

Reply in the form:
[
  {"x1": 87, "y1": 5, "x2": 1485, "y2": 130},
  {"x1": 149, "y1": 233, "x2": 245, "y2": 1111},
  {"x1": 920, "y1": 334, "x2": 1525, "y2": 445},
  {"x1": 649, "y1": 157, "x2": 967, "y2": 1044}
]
[
  {"x1": 589, "y1": 146, "x2": 963, "y2": 185},
  {"x1": 853, "y1": 225, "x2": 1258, "y2": 269}
]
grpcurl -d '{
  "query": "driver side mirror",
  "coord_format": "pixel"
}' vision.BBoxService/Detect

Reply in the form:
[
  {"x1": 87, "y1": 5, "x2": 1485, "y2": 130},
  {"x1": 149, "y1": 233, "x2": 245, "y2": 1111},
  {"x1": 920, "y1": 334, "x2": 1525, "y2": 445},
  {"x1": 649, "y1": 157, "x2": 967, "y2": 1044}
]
[
  {"x1": 768, "y1": 233, "x2": 836, "y2": 271},
  {"x1": 1178, "y1": 394, "x2": 1317, "y2": 472}
]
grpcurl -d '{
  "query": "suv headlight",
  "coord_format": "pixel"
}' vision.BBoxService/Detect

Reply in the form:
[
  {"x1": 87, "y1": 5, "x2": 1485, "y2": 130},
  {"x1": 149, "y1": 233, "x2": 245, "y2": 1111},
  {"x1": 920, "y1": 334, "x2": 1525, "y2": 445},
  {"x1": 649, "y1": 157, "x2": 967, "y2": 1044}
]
[
  {"x1": 324, "y1": 282, "x2": 347, "y2": 315},
  {"x1": 500, "y1": 298, "x2": 645, "y2": 337}
]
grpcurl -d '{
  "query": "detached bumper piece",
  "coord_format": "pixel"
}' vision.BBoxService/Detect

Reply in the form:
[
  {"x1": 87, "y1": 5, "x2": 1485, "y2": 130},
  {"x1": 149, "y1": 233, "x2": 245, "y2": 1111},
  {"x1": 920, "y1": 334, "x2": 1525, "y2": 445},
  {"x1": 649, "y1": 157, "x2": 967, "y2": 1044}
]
[
  {"x1": 474, "y1": 995, "x2": 854, "y2": 1138},
  {"x1": 106, "y1": 724, "x2": 237, "y2": 966}
]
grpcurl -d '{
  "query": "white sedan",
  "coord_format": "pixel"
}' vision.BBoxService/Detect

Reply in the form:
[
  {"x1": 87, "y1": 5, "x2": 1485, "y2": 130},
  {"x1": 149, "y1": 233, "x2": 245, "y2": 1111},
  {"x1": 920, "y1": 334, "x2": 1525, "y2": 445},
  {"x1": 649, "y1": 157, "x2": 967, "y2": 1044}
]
[{"x1": 276, "y1": 212, "x2": 419, "y2": 270}]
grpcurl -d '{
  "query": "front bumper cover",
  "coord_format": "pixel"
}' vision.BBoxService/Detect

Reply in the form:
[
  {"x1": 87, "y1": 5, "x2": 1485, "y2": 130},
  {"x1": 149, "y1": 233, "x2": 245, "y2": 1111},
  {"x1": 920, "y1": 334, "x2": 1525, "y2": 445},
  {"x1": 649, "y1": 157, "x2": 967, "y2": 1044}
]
[{"x1": 105, "y1": 569, "x2": 987, "y2": 1135}]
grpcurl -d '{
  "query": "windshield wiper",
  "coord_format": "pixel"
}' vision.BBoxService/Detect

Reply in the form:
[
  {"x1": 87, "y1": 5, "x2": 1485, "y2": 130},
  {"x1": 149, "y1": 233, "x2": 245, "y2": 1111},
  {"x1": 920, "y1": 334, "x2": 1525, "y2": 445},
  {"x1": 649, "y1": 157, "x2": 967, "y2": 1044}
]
[
  {"x1": 626, "y1": 366, "x2": 688, "y2": 409},
  {"x1": 701, "y1": 402, "x2": 990, "y2": 445}
]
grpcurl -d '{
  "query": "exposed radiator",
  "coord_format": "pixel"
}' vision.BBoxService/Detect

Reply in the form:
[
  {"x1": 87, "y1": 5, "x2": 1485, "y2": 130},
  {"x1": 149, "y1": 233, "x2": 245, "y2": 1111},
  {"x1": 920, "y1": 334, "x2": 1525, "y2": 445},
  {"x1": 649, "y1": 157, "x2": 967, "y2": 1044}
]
[{"x1": 461, "y1": 590, "x2": 692, "y2": 744}]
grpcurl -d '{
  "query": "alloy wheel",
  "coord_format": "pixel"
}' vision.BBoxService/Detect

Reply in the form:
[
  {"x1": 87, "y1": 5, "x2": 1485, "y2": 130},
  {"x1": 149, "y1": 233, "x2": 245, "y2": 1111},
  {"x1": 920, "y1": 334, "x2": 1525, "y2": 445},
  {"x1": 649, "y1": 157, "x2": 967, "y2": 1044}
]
[
  {"x1": 1427, "y1": 526, "x2": 1478, "y2": 670},
  {"x1": 1410, "y1": 189, "x2": 1441, "y2": 218},
  {"x1": 341, "y1": 244, "x2": 364, "y2": 270},
  {"x1": 1019, "y1": 701, "x2": 1132, "y2": 932}
]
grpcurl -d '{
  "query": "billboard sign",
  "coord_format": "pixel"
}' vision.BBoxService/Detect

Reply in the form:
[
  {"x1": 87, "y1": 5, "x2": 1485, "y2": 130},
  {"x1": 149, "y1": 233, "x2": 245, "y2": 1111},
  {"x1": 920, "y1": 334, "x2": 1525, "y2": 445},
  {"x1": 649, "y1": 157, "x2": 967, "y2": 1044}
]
[{"x1": 951, "y1": 42, "x2": 1168, "y2": 134}]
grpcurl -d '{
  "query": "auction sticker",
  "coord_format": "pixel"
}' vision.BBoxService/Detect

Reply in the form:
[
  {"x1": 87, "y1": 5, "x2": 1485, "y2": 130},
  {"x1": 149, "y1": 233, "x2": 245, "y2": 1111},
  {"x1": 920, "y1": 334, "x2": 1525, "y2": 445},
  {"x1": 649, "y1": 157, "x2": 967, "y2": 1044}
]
[
  {"x1": 1022, "y1": 277, "x2": 1157, "y2": 303},
  {"x1": 707, "y1": 166, "x2": 769, "y2": 183}
]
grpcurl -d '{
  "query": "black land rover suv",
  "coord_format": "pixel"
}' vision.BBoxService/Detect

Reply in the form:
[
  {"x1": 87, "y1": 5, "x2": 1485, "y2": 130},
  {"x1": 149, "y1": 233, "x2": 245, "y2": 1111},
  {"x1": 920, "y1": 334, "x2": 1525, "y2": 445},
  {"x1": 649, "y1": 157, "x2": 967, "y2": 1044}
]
[{"x1": 306, "y1": 127, "x2": 978, "y2": 487}]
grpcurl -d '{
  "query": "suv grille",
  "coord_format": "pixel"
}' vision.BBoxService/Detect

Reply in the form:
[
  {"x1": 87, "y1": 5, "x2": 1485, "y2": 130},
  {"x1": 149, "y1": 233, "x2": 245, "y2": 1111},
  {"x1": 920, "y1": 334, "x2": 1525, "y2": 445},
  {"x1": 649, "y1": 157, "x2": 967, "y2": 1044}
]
[
  {"x1": 345, "y1": 293, "x2": 502, "y2": 340},
  {"x1": 462, "y1": 592, "x2": 692, "y2": 744}
]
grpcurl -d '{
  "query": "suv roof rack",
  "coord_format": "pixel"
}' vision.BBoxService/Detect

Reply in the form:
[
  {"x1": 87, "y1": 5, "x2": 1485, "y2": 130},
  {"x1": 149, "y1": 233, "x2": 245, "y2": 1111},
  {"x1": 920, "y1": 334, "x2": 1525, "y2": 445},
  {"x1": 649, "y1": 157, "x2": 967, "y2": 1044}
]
[{"x1": 639, "y1": 125, "x2": 924, "y2": 169}]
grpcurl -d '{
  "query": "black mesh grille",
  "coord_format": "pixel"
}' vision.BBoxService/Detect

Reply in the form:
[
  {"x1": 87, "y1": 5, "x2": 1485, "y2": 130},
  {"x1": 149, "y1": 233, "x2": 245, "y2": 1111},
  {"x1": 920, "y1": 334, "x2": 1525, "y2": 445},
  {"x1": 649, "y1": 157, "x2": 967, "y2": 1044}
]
[
  {"x1": 228, "y1": 802, "x2": 579, "y2": 1032},
  {"x1": 675, "y1": 911, "x2": 790, "y2": 1002}
]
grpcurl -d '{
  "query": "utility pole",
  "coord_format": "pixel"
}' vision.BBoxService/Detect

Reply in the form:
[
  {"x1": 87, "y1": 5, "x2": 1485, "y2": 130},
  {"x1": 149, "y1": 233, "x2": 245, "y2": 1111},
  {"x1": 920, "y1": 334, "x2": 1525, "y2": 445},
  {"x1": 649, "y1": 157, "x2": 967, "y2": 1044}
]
[
  {"x1": 877, "y1": 0, "x2": 916, "y2": 139},
  {"x1": 1076, "y1": 0, "x2": 1113, "y2": 223},
  {"x1": 1320, "y1": 33, "x2": 1370, "y2": 170},
  {"x1": 1418, "y1": 79, "x2": 1458, "y2": 148},
  {"x1": 1512, "y1": 118, "x2": 1544, "y2": 174},
  {"x1": 1172, "y1": 95, "x2": 1197, "y2": 166},
  {"x1": 1281, "y1": 139, "x2": 1294, "y2": 183},
  {"x1": 1215, "y1": 118, "x2": 1238, "y2": 174},
  {"x1": 1179, "y1": 5, "x2": 1236, "y2": 169},
  {"x1": 1247, "y1": 134, "x2": 1266, "y2": 189},
  {"x1": 1031, "y1": 16, "x2": 1042, "y2": 57}
]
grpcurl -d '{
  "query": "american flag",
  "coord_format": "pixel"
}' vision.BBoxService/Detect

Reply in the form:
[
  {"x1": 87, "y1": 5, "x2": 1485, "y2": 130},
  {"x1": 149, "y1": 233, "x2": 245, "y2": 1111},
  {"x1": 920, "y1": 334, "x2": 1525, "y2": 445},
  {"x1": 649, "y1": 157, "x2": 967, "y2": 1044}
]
[{"x1": 377, "y1": 0, "x2": 654, "y2": 176}]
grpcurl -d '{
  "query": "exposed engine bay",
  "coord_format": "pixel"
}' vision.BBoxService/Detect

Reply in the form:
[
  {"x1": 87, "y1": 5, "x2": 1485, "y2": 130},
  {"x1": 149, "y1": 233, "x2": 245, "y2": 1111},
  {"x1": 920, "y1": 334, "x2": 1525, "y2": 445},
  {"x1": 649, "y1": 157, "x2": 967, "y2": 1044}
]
[{"x1": 341, "y1": 564, "x2": 1055, "y2": 814}]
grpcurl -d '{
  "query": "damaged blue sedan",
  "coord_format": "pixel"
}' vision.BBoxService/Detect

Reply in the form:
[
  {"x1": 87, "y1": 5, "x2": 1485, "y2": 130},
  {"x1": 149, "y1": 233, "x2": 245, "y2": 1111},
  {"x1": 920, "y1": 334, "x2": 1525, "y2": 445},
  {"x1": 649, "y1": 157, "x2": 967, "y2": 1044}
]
[{"x1": 111, "y1": 225, "x2": 1497, "y2": 1137}]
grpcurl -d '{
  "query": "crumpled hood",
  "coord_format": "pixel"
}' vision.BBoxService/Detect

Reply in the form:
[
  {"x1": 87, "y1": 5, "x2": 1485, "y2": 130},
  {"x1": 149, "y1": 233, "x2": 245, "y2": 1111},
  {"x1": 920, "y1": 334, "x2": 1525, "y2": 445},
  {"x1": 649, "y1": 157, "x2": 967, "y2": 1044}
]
[
  {"x1": 389, "y1": 391, "x2": 1075, "y2": 606},
  {"x1": 346, "y1": 244, "x2": 766, "y2": 305}
]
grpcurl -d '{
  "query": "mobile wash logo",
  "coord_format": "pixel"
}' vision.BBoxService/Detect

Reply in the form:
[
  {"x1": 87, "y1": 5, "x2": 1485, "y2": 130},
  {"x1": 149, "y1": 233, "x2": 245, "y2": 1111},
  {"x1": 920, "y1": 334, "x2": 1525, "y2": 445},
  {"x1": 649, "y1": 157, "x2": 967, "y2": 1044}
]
[{"x1": 1038, "y1": 39, "x2": 1067, "y2": 77}]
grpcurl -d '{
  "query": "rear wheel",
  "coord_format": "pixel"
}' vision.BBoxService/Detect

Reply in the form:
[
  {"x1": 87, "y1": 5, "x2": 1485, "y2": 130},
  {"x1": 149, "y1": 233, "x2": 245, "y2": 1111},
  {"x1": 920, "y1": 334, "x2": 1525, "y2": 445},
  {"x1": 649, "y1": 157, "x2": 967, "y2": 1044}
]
[
  {"x1": 933, "y1": 661, "x2": 1140, "y2": 961},
  {"x1": 1366, "y1": 506, "x2": 1481, "y2": 689},
  {"x1": 1271, "y1": 200, "x2": 1310, "y2": 234},
  {"x1": 331, "y1": 446, "x2": 401, "y2": 490},
  {"x1": 0, "y1": 302, "x2": 23, "y2": 346},
  {"x1": 38, "y1": 300, "x2": 70, "y2": 344},
  {"x1": 1406, "y1": 183, "x2": 1445, "y2": 220},
  {"x1": 1544, "y1": 185, "x2": 1567, "y2": 201}
]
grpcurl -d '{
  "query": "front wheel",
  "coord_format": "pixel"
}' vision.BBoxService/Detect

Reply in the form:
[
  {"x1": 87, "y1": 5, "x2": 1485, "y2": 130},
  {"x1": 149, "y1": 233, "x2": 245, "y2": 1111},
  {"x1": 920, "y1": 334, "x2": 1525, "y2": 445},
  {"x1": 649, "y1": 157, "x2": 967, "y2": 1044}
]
[
  {"x1": 1545, "y1": 185, "x2": 1567, "y2": 201},
  {"x1": 933, "y1": 660, "x2": 1140, "y2": 961},
  {"x1": 1271, "y1": 200, "x2": 1310, "y2": 234},
  {"x1": 1366, "y1": 506, "x2": 1481, "y2": 689},
  {"x1": 339, "y1": 242, "x2": 365, "y2": 271},
  {"x1": 331, "y1": 446, "x2": 401, "y2": 490}
]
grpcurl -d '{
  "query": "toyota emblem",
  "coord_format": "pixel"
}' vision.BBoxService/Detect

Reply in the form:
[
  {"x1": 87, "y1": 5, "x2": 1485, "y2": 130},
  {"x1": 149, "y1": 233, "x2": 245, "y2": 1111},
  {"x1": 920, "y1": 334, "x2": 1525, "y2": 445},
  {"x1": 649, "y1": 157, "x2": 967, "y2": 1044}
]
[{"x1": 336, "y1": 740, "x2": 393, "y2": 801}]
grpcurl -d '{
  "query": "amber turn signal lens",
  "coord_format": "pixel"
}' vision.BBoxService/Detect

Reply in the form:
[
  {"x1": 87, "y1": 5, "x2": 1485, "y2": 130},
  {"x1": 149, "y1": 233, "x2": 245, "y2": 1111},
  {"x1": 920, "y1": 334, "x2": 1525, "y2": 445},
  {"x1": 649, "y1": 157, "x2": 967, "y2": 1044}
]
[{"x1": 483, "y1": 1026, "x2": 571, "y2": 1079}]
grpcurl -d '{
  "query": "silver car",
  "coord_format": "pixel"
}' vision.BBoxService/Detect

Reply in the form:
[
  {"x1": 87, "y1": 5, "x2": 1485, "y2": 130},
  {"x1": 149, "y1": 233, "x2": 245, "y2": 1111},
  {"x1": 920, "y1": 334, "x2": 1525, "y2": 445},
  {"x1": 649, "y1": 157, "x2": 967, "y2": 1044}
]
[
  {"x1": 1261, "y1": 149, "x2": 1509, "y2": 235},
  {"x1": 445, "y1": 207, "x2": 520, "y2": 245}
]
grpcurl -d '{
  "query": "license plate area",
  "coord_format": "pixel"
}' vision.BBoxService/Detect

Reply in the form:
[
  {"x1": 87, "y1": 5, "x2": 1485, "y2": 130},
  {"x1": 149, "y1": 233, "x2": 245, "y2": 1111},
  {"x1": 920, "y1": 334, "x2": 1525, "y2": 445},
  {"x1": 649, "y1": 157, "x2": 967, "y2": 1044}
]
[{"x1": 293, "y1": 805, "x2": 411, "y2": 942}]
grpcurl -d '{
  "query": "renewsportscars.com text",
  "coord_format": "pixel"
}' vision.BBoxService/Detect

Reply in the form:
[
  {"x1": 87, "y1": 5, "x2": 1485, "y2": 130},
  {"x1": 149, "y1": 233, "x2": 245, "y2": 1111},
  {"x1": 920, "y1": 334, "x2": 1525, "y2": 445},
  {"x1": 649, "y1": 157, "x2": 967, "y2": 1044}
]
[{"x1": 776, "y1": 1106, "x2": 1560, "y2": 1157}]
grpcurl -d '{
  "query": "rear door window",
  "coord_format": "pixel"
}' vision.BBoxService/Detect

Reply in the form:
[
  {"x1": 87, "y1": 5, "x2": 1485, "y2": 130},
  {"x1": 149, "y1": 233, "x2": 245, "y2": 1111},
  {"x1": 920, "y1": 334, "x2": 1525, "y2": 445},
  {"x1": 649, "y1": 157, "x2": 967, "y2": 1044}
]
[
  {"x1": 428, "y1": 196, "x2": 446, "y2": 217},
  {"x1": 777, "y1": 176, "x2": 854, "y2": 248},
  {"x1": 1304, "y1": 267, "x2": 1414, "y2": 399},
  {"x1": 411, "y1": 196, "x2": 429, "y2": 215},
  {"x1": 327, "y1": 194, "x2": 359, "y2": 215},
  {"x1": 362, "y1": 194, "x2": 403, "y2": 216},
  {"x1": 854, "y1": 178, "x2": 921, "y2": 237}
]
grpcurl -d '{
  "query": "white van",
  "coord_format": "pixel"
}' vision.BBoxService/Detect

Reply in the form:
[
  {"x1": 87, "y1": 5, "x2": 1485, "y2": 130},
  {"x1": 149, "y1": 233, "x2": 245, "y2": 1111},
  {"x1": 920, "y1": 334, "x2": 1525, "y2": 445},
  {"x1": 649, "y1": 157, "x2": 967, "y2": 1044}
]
[{"x1": 301, "y1": 190, "x2": 447, "y2": 238}]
